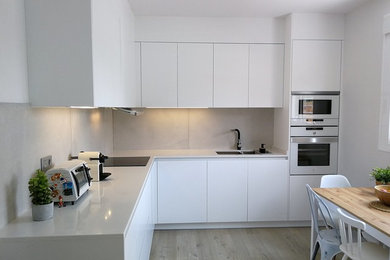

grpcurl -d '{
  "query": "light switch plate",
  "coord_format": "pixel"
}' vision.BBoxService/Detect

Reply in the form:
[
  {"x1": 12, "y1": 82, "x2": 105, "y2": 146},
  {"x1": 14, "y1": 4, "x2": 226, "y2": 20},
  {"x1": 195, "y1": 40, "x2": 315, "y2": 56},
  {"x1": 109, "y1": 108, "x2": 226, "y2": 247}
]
[{"x1": 40, "y1": 155, "x2": 52, "y2": 172}]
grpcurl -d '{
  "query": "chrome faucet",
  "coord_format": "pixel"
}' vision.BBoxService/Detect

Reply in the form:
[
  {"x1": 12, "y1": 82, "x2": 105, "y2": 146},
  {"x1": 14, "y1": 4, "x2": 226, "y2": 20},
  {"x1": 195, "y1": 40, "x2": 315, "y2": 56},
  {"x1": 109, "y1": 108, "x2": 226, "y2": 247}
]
[{"x1": 232, "y1": 129, "x2": 242, "y2": 150}]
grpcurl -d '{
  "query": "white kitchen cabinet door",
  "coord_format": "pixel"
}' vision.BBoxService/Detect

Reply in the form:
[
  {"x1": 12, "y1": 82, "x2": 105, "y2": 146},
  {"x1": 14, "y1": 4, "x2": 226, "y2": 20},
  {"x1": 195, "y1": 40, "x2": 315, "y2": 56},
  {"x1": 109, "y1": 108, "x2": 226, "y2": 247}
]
[
  {"x1": 207, "y1": 159, "x2": 248, "y2": 222},
  {"x1": 249, "y1": 44, "x2": 284, "y2": 107},
  {"x1": 178, "y1": 43, "x2": 213, "y2": 107},
  {"x1": 292, "y1": 40, "x2": 342, "y2": 92},
  {"x1": 124, "y1": 168, "x2": 154, "y2": 260},
  {"x1": 158, "y1": 160, "x2": 207, "y2": 223},
  {"x1": 289, "y1": 175, "x2": 322, "y2": 221},
  {"x1": 92, "y1": 0, "x2": 121, "y2": 106},
  {"x1": 134, "y1": 42, "x2": 142, "y2": 107},
  {"x1": 150, "y1": 161, "x2": 158, "y2": 225},
  {"x1": 214, "y1": 44, "x2": 249, "y2": 107},
  {"x1": 141, "y1": 43, "x2": 178, "y2": 107},
  {"x1": 248, "y1": 158, "x2": 289, "y2": 221},
  {"x1": 25, "y1": 0, "x2": 136, "y2": 107}
]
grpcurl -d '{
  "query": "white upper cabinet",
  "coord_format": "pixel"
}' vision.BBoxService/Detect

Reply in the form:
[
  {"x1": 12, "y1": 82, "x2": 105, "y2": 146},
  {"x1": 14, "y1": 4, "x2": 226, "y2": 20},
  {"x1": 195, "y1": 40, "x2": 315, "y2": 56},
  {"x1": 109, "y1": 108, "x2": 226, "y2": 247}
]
[
  {"x1": 138, "y1": 42, "x2": 285, "y2": 108},
  {"x1": 25, "y1": 0, "x2": 136, "y2": 107},
  {"x1": 214, "y1": 44, "x2": 249, "y2": 107},
  {"x1": 292, "y1": 40, "x2": 342, "y2": 92},
  {"x1": 249, "y1": 44, "x2": 284, "y2": 107},
  {"x1": 178, "y1": 43, "x2": 214, "y2": 107},
  {"x1": 134, "y1": 42, "x2": 142, "y2": 107},
  {"x1": 141, "y1": 43, "x2": 178, "y2": 107}
]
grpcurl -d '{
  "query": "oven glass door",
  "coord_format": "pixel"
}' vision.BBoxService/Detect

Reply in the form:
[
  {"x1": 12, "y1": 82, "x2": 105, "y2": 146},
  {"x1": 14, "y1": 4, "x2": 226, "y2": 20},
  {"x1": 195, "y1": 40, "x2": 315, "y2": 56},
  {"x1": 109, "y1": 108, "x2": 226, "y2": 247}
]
[
  {"x1": 290, "y1": 137, "x2": 338, "y2": 174},
  {"x1": 291, "y1": 95, "x2": 339, "y2": 119}
]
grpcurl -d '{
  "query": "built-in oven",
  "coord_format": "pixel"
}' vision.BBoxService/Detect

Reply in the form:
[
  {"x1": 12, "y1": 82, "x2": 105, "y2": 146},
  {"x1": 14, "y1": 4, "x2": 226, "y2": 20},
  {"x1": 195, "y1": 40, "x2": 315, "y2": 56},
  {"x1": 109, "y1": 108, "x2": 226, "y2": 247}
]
[
  {"x1": 290, "y1": 136, "x2": 338, "y2": 175},
  {"x1": 291, "y1": 92, "x2": 340, "y2": 121}
]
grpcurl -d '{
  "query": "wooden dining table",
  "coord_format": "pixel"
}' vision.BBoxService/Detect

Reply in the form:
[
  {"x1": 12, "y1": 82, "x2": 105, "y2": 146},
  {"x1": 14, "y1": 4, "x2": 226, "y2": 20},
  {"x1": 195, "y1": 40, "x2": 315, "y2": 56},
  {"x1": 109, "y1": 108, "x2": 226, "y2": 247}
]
[{"x1": 314, "y1": 187, "x2": 390, "y2": 258}]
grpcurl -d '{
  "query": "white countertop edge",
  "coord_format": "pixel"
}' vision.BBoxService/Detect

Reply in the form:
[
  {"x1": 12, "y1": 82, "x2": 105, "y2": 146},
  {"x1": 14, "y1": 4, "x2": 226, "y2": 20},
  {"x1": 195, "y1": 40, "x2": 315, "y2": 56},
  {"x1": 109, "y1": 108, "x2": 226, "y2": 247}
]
[{"x1": 0, "y1": 233, "x2": 124, "y2": 241}]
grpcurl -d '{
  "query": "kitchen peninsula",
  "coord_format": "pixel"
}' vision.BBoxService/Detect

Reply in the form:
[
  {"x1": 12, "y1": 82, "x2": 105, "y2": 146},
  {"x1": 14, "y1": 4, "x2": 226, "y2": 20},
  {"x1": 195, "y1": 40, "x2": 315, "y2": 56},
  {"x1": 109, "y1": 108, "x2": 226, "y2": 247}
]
[{"x1": 0, "y1": 150, "x2": 286, "y2": 260}]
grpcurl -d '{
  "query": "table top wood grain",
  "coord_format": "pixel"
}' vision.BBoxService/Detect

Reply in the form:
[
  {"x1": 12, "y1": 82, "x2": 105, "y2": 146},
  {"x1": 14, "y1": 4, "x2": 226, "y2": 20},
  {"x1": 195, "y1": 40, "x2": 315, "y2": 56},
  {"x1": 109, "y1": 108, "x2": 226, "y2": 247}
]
[{"x1": 313, "y1": 187, "x2": 390, "y2": 237}]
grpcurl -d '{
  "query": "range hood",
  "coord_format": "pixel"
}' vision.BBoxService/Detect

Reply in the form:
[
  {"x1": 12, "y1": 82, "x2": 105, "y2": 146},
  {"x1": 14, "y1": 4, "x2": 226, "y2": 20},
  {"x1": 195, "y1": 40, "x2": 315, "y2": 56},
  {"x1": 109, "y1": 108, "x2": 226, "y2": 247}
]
[{"x1": 112, "y1": 107, "x2": 145, "y2": 116}]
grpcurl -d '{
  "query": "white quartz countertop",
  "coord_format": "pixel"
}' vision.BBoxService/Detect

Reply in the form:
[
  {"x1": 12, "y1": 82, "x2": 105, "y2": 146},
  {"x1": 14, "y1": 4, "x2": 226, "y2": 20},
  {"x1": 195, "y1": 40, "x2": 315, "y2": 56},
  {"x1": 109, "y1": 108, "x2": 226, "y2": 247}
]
[
  {"x1": 0, "y1": 165, "x2": 151, "y2": 239},
  {"x1": 113, "y1": 148, "x2": 287, "y2": 158},
  {"x1": 0, "y1": 149, "x2": 287, "y2": 240}
]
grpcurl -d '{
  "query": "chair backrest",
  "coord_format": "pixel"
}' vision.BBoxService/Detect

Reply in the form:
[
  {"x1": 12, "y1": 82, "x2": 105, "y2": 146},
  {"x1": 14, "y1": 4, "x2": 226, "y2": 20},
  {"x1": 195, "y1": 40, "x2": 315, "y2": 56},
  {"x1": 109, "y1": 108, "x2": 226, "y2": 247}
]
[
  {"x1": 320, "y1": 175, "x2": 351, "y2": 188},
  {"x1": 306, "y1": 184, "x2": 339, "y2": 238},
  {"x1": 337, "y1": 208, "x2": 366, "y2": 258}
]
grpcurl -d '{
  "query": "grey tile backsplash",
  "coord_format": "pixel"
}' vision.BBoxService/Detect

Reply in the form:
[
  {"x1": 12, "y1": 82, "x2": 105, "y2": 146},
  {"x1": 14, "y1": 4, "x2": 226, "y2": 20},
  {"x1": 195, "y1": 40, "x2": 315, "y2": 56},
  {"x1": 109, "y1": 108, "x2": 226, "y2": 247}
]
[{"x1": 113, "y1": 108, "x2": 274, "y2": 151}]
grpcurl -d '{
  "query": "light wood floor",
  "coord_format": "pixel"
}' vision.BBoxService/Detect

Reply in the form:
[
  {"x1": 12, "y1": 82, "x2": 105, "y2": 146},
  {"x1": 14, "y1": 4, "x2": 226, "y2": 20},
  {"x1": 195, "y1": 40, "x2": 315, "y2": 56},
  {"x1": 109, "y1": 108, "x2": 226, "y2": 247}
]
[{"x1": 149, "y1": 227, "x2": 343, "y2": 260}]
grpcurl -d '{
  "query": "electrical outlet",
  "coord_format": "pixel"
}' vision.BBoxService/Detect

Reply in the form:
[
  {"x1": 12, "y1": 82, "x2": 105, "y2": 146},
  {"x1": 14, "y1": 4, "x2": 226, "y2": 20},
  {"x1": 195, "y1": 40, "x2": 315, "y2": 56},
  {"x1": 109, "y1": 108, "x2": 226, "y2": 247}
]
[{"x1": 40, "y1": 155, "x2": 52, "y2": 172}]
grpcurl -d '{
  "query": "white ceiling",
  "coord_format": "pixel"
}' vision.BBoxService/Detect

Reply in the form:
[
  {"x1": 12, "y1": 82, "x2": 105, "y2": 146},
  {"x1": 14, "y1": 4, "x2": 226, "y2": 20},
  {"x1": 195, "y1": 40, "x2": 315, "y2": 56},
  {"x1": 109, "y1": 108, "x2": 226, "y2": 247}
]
[{"x1": 129, "y1": 0, "x2": 370, "y2": 17}]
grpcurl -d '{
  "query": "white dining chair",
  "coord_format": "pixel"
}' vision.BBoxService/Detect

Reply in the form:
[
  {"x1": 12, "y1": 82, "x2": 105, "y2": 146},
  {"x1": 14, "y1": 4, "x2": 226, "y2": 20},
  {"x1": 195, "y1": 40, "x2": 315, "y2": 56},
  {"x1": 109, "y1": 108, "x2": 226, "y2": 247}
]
[
  {"x1": 320, "y1": 175, "x2": 351, "y2": 188},
  {"x1": 337, "y1": 208, "x2": 388, "y2": 260},
  {"x1": 320, "y1": 175, "x2": 378, "y2": 244},
  {"x1": 306, "y1": 184, "x2": 341, "y2": 260},
  {"x1": 320, "y1": 175, "x2": 351, "y2": 226}
]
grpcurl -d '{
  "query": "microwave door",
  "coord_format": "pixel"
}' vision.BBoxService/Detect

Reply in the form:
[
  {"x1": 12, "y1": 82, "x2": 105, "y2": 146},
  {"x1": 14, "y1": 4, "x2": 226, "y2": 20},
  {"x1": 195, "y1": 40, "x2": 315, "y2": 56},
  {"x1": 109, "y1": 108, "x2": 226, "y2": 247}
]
[{"x1": 291, "y1": 95, "x2": 339, "y2": 119}]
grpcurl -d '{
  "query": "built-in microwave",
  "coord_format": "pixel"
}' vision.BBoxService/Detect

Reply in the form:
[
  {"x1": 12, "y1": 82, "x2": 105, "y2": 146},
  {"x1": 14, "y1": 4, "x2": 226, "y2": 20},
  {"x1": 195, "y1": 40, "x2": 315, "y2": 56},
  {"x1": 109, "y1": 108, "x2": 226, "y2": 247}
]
[{"x1": 291, "y1": 92, "x2": 340, "y2": 123}]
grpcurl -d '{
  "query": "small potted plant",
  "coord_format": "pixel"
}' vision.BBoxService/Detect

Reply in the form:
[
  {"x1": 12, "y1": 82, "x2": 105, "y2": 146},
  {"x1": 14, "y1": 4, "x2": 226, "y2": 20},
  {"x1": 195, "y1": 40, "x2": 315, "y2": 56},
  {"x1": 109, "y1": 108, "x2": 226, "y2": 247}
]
[
  {"x1": 370, "y1": 167, "x2": 390, "y2": 185},
  {"x1": 28, "y1": 169, "x2": 53, "y2": 221}
]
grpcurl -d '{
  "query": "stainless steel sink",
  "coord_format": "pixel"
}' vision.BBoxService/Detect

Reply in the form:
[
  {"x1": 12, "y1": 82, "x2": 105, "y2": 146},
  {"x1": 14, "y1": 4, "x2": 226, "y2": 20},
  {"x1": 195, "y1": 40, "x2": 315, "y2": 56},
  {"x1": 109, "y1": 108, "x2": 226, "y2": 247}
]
[
  {"x1": 216, "y1": 150, "x2": 262, "y2": 155},
  {"x1": 216, "y1": 151, "x2": 243, "y2": 155},
  {"x1": 241, "y1": 150, "x2": 257, "y2": 154}
]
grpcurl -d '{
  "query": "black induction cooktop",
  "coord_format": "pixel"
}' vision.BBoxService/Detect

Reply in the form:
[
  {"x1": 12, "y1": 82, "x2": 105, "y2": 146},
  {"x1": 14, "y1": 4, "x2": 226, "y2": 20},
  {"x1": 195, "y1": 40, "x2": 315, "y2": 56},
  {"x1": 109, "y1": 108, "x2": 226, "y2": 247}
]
[{"x1": 104, "y1": 156, "x2": 150, "y2": 167}]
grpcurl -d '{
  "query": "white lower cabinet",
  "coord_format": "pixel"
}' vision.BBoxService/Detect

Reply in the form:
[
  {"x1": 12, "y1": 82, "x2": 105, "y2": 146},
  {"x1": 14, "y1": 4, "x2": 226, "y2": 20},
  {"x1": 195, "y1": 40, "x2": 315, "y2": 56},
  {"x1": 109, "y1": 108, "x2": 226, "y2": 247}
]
[
  {"x1": 207, "y1": 159, "x2": 248, "y2": 222},
  {"x1": 288, "y1": 175, "x2": 322, "y2": 221},
  {"x1": 248, "y1": 158, "x2": 289, "y2": 221},
  {"x1": 156, "y1": 157, "x2": 289, "y2": 224},
  {"x1": 124, "y1": 162, "x2": 156, "y2": 260},
  {"x1": 157, "y1": 160, "x2": 207, "y2": 223}
]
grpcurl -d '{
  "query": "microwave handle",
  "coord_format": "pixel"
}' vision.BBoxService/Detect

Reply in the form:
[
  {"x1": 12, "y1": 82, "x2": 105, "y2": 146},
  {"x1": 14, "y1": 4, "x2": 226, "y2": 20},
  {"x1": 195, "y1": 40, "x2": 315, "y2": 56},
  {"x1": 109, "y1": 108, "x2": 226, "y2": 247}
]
[{"x1": 306, "y1": 119, "x2": 324, "y2": 122}]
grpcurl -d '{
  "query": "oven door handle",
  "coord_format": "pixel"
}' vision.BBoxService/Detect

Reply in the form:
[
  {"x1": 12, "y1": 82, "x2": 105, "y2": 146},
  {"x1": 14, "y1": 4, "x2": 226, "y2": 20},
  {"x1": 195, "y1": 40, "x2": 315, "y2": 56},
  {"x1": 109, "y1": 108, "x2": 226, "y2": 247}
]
[
  {"x1": 290, "y1": 137, "x2": 338, "y2": 143},
  {"x1": 305, "y1": 127, "x2": 324, "y2": 131}
]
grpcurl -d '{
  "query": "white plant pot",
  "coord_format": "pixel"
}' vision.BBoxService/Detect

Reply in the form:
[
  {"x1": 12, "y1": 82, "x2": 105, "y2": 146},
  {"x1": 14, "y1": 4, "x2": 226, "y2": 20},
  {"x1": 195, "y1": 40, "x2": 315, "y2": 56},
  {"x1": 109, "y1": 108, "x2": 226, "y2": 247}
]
[{"x1": 32, "y1": 202, "x2": 54, "y2": 221}]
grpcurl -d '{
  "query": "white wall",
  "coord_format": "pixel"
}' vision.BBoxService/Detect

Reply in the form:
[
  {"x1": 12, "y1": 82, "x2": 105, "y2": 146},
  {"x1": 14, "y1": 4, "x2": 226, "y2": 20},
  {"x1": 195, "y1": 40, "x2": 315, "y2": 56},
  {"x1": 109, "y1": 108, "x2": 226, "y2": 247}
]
[
  {"x1": 0, "y1": 105, "x2": 113, "y2": 228},
  {"x1": 290, "y1": 13, "x2": 344, "y2": 40},
  {"x1": 340, "y1": 0, "x2": 390, "y2": 186},
  {"x1": 0, "y1": 0, "x2": 114, "y2": 228},
  {"x1": 113, "y1": 108, "x2": 274, "y2": 151},
  {"x1": 273, "y1": 15, "x2": 292, "y2": 153},
  {"x1": 135, "y1": 16, "x2": 285, "y2": 43}
]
